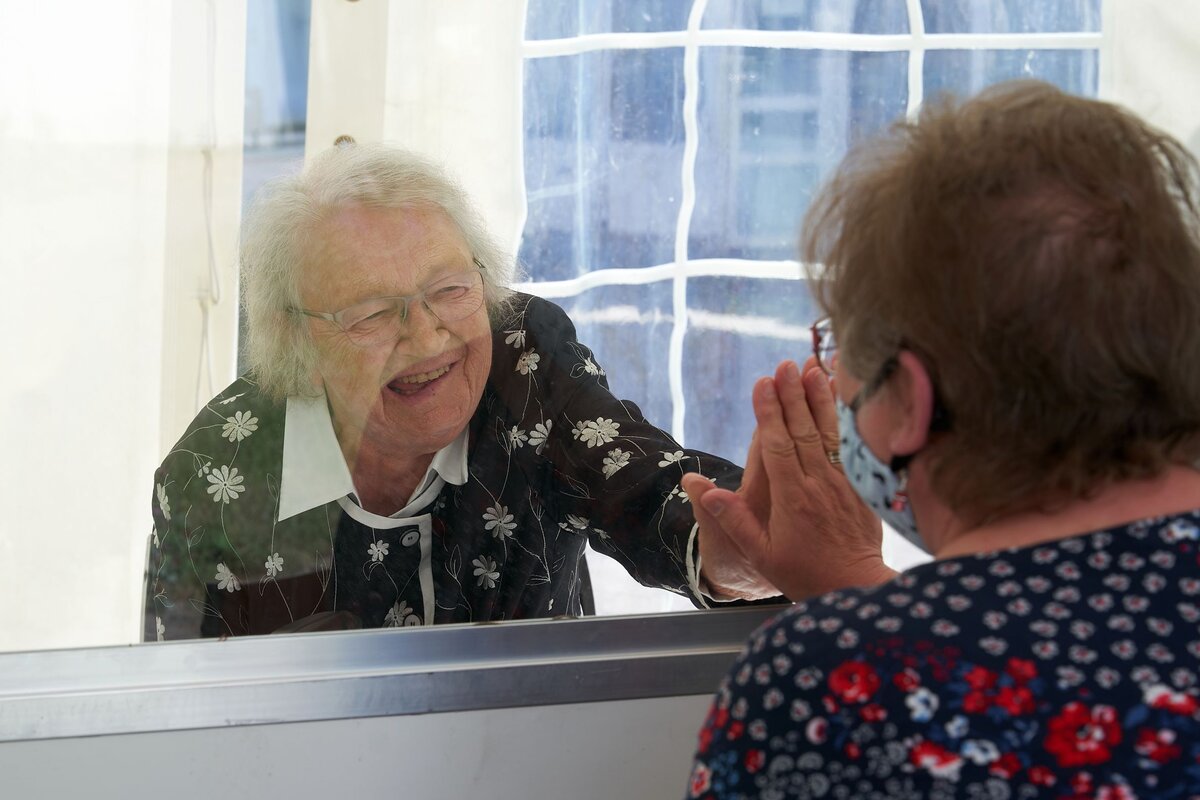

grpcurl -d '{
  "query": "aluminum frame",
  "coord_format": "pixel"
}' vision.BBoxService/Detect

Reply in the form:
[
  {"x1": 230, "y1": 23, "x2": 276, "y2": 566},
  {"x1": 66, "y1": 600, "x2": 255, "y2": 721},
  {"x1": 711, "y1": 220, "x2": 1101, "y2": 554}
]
[{"x1": 0, "y1": 605, "x2": 784, "y2": 742}]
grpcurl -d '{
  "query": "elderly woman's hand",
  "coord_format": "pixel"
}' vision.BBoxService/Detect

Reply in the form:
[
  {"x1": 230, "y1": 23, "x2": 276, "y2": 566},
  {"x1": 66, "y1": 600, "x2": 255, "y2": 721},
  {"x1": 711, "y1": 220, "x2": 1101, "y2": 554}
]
[
  {"x1": 685, "y1": 360, "x2": 894, "y2": 602},
  {"x1": 687, "y1": 426, "x2": 781, "y2": 601}
]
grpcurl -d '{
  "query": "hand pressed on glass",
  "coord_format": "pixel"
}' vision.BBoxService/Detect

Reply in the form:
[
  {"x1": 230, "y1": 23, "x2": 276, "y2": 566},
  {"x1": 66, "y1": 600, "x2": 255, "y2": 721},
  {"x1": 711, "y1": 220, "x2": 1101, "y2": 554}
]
[{"x1": 684, "y1": 359, "x2": 891, "y2": 602}]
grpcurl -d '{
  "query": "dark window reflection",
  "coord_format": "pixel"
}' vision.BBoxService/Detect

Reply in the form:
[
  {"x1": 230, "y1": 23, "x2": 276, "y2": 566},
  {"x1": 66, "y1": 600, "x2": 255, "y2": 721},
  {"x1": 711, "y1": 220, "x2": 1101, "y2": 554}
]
[
  {"x1": 683, "y1": 277, "x2": 821, "y2": 459},
  {"x1": 521, "y1": 50, "x2": 685, "y2": 277},
  {"x1": 238, "y1": 0, "x2": 310, "y2": 374},
  {"x1": 690, "y1": 48, "x2": 907, "y2": 262},
  {"x1": 526, "y1": 0, "x2": 692, "y2": 39},
  {"x1": 703, "y1": 0, "x2": 910, "y2": 34},
  {"x1": 921, "y1": 0, "x2": 1101, "y2": 33},
  {"x1": 925, "y1": 49, "x2": 1099, "y2": 101}
]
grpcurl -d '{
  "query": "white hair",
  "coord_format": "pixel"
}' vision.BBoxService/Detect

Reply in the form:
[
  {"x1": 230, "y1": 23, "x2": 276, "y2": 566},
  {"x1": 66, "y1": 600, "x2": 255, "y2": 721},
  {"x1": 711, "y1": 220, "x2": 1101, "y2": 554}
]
[{"x1": 240, "y1": 143, "x2": 518, "y2": 401}]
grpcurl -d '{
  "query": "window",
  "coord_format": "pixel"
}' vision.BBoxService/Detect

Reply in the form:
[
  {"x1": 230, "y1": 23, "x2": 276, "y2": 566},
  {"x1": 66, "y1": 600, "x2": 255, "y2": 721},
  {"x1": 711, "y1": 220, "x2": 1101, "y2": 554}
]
[
  {"x1": 519, "y1": 0, "x2": 1102, "y2": 610},
  {"x1": 6, "y1": 0, "x2": 1197, "y2": 652}
]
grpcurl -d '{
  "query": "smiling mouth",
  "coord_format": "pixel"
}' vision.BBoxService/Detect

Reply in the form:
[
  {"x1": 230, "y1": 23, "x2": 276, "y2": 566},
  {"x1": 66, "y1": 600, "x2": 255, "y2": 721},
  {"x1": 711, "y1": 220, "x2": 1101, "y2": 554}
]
[{"x1": 388, "y1": 363, "x2": 453, "y2": 396}]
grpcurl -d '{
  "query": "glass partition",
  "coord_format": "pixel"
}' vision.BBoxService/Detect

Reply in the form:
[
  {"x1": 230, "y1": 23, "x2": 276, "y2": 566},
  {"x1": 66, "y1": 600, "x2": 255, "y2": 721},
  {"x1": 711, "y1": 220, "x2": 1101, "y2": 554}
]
[{"x1": 14, "y1": 0, "x2": 1200, "y2": 655}]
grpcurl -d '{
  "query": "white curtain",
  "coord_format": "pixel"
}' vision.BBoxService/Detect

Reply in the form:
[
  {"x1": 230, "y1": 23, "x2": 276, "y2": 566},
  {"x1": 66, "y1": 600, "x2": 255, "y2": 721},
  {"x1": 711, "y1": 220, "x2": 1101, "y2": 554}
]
[
  {"x1": 307, "y1": 0, "x2": 528, "y2": 253},
  {"x1": 1101, "y1": 0, "x2": 1200, "y2": 160},
  {"x1": 0, "y1": 0, "x2": 245, "y2": 651}
]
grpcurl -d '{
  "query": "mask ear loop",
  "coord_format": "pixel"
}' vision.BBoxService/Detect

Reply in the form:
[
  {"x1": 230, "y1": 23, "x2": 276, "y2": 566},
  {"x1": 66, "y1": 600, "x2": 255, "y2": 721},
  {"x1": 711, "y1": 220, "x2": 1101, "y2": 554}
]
[
  {"x1": 889, "y1": 455, "x2": 912, "y2": 512},
  {"x1": 885, "y1": 394, "x2": 951, "y2": 515}
]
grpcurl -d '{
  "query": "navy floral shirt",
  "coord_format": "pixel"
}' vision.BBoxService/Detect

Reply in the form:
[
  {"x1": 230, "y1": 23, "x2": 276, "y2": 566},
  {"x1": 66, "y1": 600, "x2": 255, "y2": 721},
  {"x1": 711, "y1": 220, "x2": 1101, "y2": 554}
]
[{"x1": 688, "y1": 512, "x2": 1200, "y2": 799}]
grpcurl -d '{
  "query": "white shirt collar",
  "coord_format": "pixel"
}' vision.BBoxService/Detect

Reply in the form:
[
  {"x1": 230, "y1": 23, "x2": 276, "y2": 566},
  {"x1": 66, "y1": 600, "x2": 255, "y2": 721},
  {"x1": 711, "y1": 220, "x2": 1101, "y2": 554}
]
[{"x1": 278, "y1": 392, "x2": 469, "y2": 522}]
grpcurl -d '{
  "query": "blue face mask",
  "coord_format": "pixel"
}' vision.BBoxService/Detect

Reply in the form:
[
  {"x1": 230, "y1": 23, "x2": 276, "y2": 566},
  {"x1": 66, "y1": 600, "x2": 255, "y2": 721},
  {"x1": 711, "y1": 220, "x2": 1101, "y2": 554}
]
[{"x1": 836, "y1": 397, "x2": 930, "y2": 554}]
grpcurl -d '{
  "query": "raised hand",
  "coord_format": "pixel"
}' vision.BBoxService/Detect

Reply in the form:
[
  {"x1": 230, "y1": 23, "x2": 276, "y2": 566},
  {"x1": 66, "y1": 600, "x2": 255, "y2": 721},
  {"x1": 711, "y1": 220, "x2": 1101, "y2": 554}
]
[{"x1": 685, "y1": 359, "x2": 893, "y2": 602}]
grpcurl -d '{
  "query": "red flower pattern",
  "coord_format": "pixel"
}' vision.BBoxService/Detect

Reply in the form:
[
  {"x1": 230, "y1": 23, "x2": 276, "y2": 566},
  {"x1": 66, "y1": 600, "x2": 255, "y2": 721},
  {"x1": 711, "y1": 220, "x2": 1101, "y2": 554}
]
[
  {"x1": 1044, "y1": 702, "x2": 1122, "y2": 768},
  {"x1": 988, "y1": 752, "x2": 1021, "y2": 779},
  {"x1": 1134, "y1": 727, "x2": 1181, "y2": 764},
  {"x1": 910, "y1": 740, "x2": 963, "y2": 779},
  {"x1": 828, "y1": 661, "x2": 881, "y2": 704},
  {"x1": 995, "y1": 685, "x2": 1036, "y2": 715}
]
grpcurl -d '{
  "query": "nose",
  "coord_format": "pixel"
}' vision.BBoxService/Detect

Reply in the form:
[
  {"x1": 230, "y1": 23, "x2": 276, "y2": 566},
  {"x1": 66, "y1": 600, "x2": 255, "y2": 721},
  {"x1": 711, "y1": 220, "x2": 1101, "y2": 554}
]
[{"x1": 398, "y1": 298, "x2": 448, "y2": 353}]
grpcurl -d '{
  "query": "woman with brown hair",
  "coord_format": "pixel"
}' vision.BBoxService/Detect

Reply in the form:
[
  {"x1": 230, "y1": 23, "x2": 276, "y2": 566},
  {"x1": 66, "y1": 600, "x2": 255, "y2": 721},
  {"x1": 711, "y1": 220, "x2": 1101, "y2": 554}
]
[{"x1": 684, "y1": 81, "x2": 1200, "y2": 798}]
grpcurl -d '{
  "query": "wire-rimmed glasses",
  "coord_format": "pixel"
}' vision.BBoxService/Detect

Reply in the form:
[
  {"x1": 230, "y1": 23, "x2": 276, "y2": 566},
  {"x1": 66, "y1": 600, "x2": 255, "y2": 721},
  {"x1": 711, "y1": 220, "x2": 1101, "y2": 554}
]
[{"x1": 293, "y1": 261, "x2": 487, "y2": 347}]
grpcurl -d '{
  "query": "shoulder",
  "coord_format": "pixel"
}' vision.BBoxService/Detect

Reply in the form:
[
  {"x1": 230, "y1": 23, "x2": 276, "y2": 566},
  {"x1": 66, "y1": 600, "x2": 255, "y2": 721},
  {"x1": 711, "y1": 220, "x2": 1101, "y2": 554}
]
[
  {"x1": 492, "y1": 292, "x2": 577, "y2": 343},
  {"x1": 488, "y1": 293, "x2": 602, "y2": 390},
  {"x1": 159, "y1": 376, "x2": 284, "y2": 470}
]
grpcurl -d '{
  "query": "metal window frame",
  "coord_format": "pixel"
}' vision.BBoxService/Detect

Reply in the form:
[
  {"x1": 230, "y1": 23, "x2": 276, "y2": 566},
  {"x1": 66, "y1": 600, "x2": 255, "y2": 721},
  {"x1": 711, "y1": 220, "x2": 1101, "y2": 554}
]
[{"x1": 0, "y1": 605, "x2": 784, "y2": 743}]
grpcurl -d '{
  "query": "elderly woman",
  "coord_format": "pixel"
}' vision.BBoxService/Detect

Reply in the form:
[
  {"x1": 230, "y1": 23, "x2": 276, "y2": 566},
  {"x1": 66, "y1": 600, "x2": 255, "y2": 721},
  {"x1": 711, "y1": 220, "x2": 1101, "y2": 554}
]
[
  {"x1": 145, "y1": 144, "x2": 772, "y2": 640},
  {"x1": 684, "y1": 82, "x2": 1200, "y2": 798}
]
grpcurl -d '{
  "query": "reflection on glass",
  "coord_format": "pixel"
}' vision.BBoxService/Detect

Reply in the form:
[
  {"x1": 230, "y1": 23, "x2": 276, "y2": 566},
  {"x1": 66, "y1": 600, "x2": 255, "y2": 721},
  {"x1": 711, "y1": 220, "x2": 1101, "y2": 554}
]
[
  {"x1": 146, "y1": 148, "x2": 742, "y2": 641},
  {"x1": 521, "y1": 50, "x2": 686, "y2": 278},
  {"x1": 239, "y1": 0, "x2": 310, "y2": 374},
  {"x1": 525, "y1": 0, "x2": 692, "y2": 39},
  {"x1": 691, "y1": 48, "x2": 907, "y2": 260},
  {"x1": 556, "y1": 283, "x2": 698, "y2": 616},
  {"x1": 924, "y1": 49, "x2": 1099, "y2": 101},
  {"x1": 703, "y1": 0, "x2": 910, "y2": 34},
  {"x1": 1, "y1": 0, "x2": 1117, "y2": 654},
  {"x1": 921, "y1": 0, "x2": 1101, "y2": 34},
  {"x1": 558, "y1": 283, "x2": 676, "y2": 430},
  {"x1": 683, "y1": 277, "x2": 821, "y2": 460}
]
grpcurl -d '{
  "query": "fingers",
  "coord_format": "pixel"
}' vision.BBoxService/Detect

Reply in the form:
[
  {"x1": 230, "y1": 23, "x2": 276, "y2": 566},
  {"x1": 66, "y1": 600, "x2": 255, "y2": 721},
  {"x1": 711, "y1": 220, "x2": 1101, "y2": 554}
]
[
  {"x1": 752, "y1": 376, "x2": 811, "y2": 485},
  {"x1": 696, "y1": 487, "x2": 770, "y2": 566},
  {"x1": 802, "y1": 364, "x2": 842, "y2": 469},
  {"x1": 685, "y1": 473, "x2": 752, "y2": 547},
  {"x1": 739, "y1": 427, "x2": 770, "y2": 519},
  {"x1": 772, "y1": 360, "x2": 830, "y2": 476},
  {"x1": 681, "y1": 472, "x2": 716, "y2": 506}
]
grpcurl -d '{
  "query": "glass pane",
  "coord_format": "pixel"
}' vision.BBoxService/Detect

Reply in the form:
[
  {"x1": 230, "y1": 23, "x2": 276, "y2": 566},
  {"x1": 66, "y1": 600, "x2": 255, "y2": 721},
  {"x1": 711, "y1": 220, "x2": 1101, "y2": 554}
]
[
  {"x1": 683, "y1": 276, "x2": 821, "y2": 460},
  {"x1": 554, "y1": 282, "x2": 675, "y2": 432},
  {"x1": 703, "y1": 0, "x2": 910, "y2": 34},
  {"x1": 925, "y1": 49, "x2": 1099, "y2": 101},
  {"x1": 690, "y1": 48, "x2": 907, "y2": 261},
  {"x1": 921, "y1": 0, "x2": 1101, "y2": 33},
  {"x1": 240, "y1": 0, "x2": 310, "y2": 374},
  {"x1": 526, "y1": 0, "x2": 693, "y2": 39},
  {"x1": 521, "y1": 50, "x2": 685, "y2": 278}
]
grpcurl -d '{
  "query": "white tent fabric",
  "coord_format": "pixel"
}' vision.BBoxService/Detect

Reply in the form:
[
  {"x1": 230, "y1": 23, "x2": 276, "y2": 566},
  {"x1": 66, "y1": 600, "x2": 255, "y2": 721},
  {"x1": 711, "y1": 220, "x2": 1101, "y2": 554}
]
[{"x1": 0, "y1": 0, "x2": 245, "y2": 652}]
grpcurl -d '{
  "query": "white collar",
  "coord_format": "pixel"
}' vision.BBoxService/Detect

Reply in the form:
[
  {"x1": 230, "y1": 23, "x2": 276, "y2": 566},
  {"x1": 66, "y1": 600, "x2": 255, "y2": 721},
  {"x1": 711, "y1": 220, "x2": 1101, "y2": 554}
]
[{"x1": 278, "y1": 392, "x2": 469, "y2": 522}]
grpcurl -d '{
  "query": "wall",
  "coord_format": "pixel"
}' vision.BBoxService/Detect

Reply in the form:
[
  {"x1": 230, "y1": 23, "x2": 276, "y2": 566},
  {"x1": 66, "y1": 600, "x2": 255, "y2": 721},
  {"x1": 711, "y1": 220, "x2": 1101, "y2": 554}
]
[{"x1": 2, "y1": 694, "x2": 712, "y2": 800}]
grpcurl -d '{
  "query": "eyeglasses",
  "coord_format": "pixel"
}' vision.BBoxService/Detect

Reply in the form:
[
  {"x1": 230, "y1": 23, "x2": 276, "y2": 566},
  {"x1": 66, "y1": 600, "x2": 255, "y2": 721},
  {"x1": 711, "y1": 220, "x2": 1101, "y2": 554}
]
[
  {"x1": 811, "y1": 316, "x2": 837, "y2": 376},
  {"x1": 294, "y1": 261, "x2": 487, "y2": 347}
]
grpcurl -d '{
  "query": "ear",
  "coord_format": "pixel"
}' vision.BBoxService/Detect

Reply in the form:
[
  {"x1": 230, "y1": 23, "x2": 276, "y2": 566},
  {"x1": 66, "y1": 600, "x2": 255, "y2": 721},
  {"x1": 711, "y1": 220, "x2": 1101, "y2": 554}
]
[{"x1": 885, "y1": 350, "x2": 936, "y2": 458}]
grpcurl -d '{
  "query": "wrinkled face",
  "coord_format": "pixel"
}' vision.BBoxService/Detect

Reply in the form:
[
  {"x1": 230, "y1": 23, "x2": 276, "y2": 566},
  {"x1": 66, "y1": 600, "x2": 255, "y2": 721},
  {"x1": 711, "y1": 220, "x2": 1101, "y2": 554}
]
[{"x1": 299, "y1": 204, "x2": 492, "y2": 464}]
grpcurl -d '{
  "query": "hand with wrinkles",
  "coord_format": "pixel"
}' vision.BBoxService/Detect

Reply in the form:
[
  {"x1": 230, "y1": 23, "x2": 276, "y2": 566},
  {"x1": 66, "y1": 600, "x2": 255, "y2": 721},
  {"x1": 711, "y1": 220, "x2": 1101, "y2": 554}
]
[{"x1": 686, "y1": 358, "x2": 893, "y2": 602}]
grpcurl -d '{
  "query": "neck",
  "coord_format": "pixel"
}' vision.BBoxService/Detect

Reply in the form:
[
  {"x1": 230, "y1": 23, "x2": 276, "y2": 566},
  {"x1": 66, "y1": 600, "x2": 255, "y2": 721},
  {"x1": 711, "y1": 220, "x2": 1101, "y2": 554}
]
[
  {"x1": 333, "y1": 414, "x2": 434, "y2": 517},
  {"x1": 931, "y1": 464, "x2": 1200, "y2": 560}
]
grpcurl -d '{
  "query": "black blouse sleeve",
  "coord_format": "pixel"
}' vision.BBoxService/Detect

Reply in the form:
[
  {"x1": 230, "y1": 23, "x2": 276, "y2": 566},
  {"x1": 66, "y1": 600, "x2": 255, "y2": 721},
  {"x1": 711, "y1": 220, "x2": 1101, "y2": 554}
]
[{"x1": 489, "y1": 294, "x2": 744, "y2": 600}]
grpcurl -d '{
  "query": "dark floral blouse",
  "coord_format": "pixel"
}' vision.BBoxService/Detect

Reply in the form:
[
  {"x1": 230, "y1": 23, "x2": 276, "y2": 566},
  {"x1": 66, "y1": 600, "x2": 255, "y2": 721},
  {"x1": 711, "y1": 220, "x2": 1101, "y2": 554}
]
[
  {"x1": 687, "y1": 512, "x2": 1200, "y2": 800},
  {"x1": 145, "y1": 294, "x2": 742, "y2": 640}
]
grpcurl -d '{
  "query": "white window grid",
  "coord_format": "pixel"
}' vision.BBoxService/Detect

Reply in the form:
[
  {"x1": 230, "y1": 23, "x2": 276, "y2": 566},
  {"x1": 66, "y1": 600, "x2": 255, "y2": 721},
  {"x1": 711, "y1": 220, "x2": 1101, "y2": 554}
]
[{"x1": 515, "y1": 0, "x2": 1104, "y2": 447}]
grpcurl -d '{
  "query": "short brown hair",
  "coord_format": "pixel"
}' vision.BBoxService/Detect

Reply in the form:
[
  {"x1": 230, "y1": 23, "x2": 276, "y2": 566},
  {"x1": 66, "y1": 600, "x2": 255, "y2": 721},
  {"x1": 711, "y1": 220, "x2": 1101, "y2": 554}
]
[{"x1": 804, "y1": 80, "x2": 1200, "y2": 523}]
